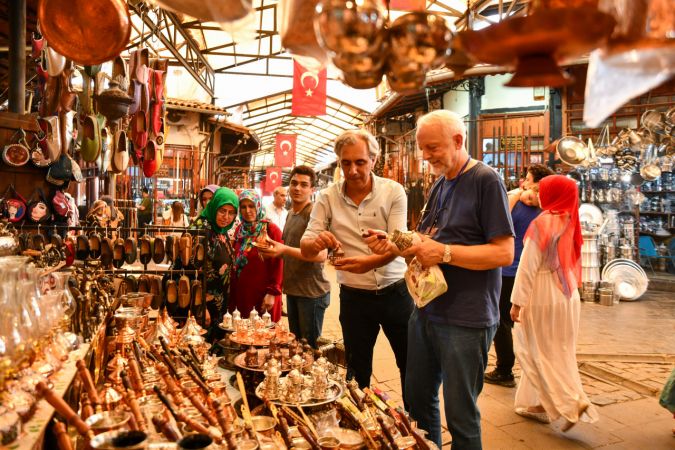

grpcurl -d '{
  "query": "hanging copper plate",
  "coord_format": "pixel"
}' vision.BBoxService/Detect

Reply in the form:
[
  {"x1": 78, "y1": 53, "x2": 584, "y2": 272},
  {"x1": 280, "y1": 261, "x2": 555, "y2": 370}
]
[
  {"x1": 38, "y1": 0, "x2": 131, "y2": 66},
  {"x1": 457, "y1": 7, "x2": 616, "y2": 66}
]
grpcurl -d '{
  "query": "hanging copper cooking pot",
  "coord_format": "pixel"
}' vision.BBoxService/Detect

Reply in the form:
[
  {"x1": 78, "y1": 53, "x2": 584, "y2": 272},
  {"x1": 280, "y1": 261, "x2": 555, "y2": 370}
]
[
  {"x1": 389, "y1": 12, "x2": 452, "y2": 70},
  {"x1": 314, "y1": 0, "x2": 386, "y2": 55},
  {"x1": 38, "y1": 0, "x2": 131, "y2": 66}
]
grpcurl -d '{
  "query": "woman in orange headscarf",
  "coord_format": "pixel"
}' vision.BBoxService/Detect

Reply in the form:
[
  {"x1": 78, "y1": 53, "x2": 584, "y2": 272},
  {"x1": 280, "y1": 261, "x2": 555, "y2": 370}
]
[{"x1": 510, "y1": 175, "x2": 598, "y2": 432}]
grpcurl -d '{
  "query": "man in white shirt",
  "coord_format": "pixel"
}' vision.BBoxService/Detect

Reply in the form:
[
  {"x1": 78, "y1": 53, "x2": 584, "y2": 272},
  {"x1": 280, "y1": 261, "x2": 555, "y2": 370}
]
[
  {"x1": 301, "y1": 129, "x2": 413, "y2": 399},
  {"x1": 266, "y1": 186, "x2": 288, "y2": 230}
]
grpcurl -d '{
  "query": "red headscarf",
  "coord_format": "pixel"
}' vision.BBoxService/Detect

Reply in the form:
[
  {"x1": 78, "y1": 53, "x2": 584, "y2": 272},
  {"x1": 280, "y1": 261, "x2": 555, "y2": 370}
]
[{"x1": 524, "y1": 175, "x2": 582, "y2": 298}]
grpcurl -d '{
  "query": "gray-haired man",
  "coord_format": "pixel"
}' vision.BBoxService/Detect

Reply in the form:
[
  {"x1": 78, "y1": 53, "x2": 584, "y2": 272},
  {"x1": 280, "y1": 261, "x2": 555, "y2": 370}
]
[{"x1": 300, "y1": 129, "x2": 414, "y2": 397}]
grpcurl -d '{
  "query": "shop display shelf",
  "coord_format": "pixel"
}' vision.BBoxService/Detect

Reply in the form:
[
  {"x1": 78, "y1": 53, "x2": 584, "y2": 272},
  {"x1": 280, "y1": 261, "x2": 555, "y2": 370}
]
[
  {"x1": 638, "y1": 211, "x2": 672, "y2": 216},
  {"x1": 640, "y1": 190, "x2": 675, "y2": 195}
]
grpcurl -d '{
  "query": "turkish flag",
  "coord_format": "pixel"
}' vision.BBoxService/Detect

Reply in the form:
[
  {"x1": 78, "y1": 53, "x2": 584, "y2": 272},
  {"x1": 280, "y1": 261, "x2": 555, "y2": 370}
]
[
  {"x1": 265, "y1": 167, "x2": 282, "y2": 194},
  {"x1": 291, "y1": 60, "x2": 327, "y2": 116},
  {"x1": 389, "y1": 0, "x2": 425, "y2": 10},
  {"x1": 275, "y1": 134, "x2": 296, "y2": 168}
]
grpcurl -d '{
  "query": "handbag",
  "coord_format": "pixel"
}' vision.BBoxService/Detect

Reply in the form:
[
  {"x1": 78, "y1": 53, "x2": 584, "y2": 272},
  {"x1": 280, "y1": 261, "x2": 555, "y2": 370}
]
[
  {"x1": 1, "y1": 185, "x2": 27, "y2": 223},
  {"x1": 2, "y1": 130, "x2": 31, "y2": 167},
  {"x1": 52, "y1": 190, "x2": 71, "y2": 218},
  {"x1": 404, "y1": 257, "x2": 448, "y2": 308},
  {"x1": 26, "y1": 188, "x2": 52, "y2": 223}
]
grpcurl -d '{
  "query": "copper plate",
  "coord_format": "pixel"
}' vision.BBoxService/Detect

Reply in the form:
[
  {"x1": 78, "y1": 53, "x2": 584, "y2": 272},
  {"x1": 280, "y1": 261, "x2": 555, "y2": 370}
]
[
  {"x1": 38, "y1": 0, "x2": 131, "y2": 66},
  {"x1": 458, "y1": 7, "x2": 615, "y2": 66}
]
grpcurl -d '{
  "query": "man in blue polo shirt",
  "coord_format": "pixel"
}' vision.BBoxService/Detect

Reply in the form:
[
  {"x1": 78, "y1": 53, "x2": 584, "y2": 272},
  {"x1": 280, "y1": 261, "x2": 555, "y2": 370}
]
[{"x1": 367, "y1": 110, "x2": 514, "y2": 449}]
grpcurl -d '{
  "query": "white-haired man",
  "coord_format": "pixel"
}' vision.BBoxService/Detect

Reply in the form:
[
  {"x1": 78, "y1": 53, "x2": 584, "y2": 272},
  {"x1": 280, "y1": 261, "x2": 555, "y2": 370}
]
[
  {"x1": 301, "y1": 129, "x2": 414, "y2": 398},
  {"x1": 266, "y1": 186, "x2": 288, "y2": 230},
  {"x1": 367, "y1": 110, "x2": 514, "y2": 449}
]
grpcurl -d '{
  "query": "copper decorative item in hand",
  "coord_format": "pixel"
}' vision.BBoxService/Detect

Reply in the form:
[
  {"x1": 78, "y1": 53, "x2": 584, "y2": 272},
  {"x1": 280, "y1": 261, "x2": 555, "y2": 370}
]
[{"x1": 328, "y1": 244, "x2": 345, "y2": 266}]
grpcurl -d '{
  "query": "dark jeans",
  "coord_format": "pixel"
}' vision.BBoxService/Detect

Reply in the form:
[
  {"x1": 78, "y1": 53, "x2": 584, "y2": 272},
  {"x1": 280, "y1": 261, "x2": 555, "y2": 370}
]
[
  {"x1": 287, "y1": 292, "x2": 330, "y2": 348},
  {"x1": 406, "y1": 309, "x2": 497, "y2": 450},
  {"x1": 493, "y1": 276, "x2": 516, "y2": 375},
  {"x1": 339, "y1": 280, "x2": 413, "y2": 397},
  {"x1": 138, "y1": 214, "x2": 152, "y2": 227}
]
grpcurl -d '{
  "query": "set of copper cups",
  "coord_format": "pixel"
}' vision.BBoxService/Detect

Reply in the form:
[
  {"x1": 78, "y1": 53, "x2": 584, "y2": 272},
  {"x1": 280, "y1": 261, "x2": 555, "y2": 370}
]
[{"x1": 314, "y1": 0, "x2": 452, "y2": 92}]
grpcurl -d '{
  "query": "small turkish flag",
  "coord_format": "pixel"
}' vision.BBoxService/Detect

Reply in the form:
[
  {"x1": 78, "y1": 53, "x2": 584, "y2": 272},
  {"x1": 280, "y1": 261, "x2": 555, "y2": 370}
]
[
  {"x1": 265, "y1": 167, "x2": 282, "y2": 194},
  {"x1": 291, "y1": 60, "x2": 327, "y2": 116},
  {"x1": 275, "y1": 134, "x2": 296, "y2": 168}
]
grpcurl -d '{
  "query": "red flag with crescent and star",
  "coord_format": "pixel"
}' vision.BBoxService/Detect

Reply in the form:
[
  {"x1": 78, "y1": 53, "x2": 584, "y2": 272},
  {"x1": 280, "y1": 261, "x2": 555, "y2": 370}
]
[
  {"x1": 265, "y1": 167, "x2": 282, "y2": 194},
  {"x1": 291, "y1": 60, "x2": 327, "y2": 116},
  {"x1": 274, "y1": 134, "x2": 296, "y2": 168}
]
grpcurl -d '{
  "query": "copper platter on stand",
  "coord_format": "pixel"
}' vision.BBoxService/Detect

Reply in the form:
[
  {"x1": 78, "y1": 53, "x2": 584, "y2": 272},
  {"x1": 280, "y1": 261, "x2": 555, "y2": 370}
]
[{"x1": 458, "y1": 7, "x2": 616, "y2": 87}]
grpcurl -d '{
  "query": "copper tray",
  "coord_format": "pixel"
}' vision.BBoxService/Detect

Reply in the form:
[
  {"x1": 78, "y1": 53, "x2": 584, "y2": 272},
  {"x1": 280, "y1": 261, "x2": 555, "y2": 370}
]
[
  {"x1": 38, "y1": 0, "x2": 131, "y2": 65},
  {"x1": 458, "y1": 7, "x2": 615, "y2": 66},
  {"x1": 229, "y1": 330, "x2": 295, "y2": 347},
  {"x1": 233, "y1": 349, "x2": 310, "y2": 373}
]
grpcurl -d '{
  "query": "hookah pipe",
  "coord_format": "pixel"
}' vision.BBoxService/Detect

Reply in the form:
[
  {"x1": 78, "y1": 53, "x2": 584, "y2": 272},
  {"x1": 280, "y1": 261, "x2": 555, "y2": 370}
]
[
  {"x1": 36, "y1": 381, "x2": 93, "y2": 440},
  {"x1": 212, "y1": 399, "x2": 238, "y2": 450},
  {"x1": 76, "y1": 360, "x2": 100, "y2": 410},
  {"x1": 153, "y1": 386, "x2": 222, "y2": 444},
  {"x1": 151, "y1": 414, "x2": 182, "y2": 442},
  {"x1": 119, "y1": 370, "x2": 146, "y2": 432}
]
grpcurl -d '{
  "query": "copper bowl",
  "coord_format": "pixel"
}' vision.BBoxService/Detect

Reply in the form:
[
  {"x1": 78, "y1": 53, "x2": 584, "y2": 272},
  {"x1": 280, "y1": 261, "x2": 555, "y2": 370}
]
[
  {"x1": 314, "y1": 0, "x2": 386, "y2": 54},
  {"x1": 38, "y1": 0, "x2": 131, "y2": 66},
  {"x1": 389, "y1": 12, "x2": 452, "y2": 70},
  {"x1": 386, "y1": 68, "x2": 426, "y2": 94},
  {"x1": 341, "y1": 67, "x2": 385, "y2": 90}
]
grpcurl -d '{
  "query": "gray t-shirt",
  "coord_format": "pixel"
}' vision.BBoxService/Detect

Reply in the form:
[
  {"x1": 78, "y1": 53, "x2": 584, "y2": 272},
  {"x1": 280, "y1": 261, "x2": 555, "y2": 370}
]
[{"x1": 282, "y1": 203, "x2": 330, "y2": 298}]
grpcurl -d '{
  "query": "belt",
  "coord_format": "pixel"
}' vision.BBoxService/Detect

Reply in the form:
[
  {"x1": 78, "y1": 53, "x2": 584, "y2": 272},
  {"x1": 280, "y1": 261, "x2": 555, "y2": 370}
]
[{"x1": 340, "y1": 279, "x2": 405, "y2": 297}]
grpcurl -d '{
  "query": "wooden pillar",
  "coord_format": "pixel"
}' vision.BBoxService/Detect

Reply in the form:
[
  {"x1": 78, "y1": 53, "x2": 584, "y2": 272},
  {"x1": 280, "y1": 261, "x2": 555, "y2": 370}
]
[{"x1": 9, "y1": 0, "x2": 26, "y2": 114}]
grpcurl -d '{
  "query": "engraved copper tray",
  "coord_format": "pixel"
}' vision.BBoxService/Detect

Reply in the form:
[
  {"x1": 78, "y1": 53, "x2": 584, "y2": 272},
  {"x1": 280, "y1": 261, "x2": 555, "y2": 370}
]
[{"x1": 458, "y1": 7, "x2": 616, "y2": 66}]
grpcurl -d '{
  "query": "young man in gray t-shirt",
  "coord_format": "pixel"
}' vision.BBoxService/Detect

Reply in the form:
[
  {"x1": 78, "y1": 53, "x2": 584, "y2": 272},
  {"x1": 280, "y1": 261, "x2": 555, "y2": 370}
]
[{"x1": 259, "y1": 166, "x2": 330, "y2": 347}]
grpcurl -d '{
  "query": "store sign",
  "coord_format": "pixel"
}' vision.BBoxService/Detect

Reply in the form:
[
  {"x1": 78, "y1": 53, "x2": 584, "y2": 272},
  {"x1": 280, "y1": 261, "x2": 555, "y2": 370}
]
[
  {"x1": 275, "y1": 134, "x2": 296, "y2": 168},
  {"x1": 291, "y1": 60, "x2": 327, "y2": 116}
]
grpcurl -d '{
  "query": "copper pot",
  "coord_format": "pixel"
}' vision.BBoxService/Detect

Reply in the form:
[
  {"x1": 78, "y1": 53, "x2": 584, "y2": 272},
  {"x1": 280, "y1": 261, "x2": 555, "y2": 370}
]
[
  {"x1": 389, "y1": 12, "x2": 452, "y2": 70},
  {"x1": 38, "y1": 0, "x2": 131, "y2": 66},
  {"x1": 386, "y1": 69, "x2": 426, "y2": 94},
  {"x1": 314, "y1": 0, "x2": 386, "y2": 54}
]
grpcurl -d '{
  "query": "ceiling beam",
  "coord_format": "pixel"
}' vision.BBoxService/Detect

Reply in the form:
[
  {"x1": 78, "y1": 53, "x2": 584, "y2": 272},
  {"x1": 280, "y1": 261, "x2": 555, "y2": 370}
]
[{"x1": 128, "y1": 4, "x2": 216, "y2": 97}]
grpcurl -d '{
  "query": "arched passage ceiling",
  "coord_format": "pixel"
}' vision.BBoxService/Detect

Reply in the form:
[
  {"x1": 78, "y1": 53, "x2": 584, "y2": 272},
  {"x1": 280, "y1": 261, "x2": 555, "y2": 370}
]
[{"x1": 124, "y1": 0, "x2": 529, "y2": 169}]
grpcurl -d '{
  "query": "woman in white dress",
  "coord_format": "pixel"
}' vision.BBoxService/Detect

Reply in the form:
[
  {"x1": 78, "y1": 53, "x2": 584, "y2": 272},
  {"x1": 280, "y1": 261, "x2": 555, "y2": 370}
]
[{"x1": 510, "y1": 175, "x2": 598, "y2": 431}]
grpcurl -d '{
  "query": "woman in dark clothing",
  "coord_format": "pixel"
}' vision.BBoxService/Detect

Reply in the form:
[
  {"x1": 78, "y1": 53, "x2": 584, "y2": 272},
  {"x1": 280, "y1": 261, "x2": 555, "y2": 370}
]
[{"x1": 188, "y1": 187, "x2": 239, "y2": 340}]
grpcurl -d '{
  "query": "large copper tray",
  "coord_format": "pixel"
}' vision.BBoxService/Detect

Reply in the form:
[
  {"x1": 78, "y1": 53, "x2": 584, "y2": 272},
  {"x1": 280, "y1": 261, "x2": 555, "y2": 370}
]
[
  {"x1": 38, "y1": 0, "x2": 131, "y2": 65},
  {"x1": 458, "y1": 7, "x2": 615, "y2": 66}
]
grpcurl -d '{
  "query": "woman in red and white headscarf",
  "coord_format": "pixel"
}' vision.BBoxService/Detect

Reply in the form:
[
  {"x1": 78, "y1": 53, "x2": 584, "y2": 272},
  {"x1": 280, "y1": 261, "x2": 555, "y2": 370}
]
[{"x1": 510, "y1": 175, "x2": 598, "y2": 432}]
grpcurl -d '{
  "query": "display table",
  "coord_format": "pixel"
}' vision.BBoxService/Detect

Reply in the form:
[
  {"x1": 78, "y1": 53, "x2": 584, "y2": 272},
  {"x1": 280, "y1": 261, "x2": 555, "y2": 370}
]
[{"x1": 8, "y1": 343, "x2": 90, "y2": 450}]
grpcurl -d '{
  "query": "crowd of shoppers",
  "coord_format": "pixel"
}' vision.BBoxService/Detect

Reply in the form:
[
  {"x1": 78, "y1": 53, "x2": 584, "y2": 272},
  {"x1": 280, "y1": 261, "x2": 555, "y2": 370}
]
[{"x1": 170, "y1": 110, "x2": 594, "y2": 450}]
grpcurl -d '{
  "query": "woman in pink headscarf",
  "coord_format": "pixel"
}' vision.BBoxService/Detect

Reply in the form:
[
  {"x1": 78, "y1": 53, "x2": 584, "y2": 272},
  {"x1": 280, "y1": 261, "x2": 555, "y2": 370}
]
[{"x1": 510, "y1": 175, "x2": 598, "y2": 431}]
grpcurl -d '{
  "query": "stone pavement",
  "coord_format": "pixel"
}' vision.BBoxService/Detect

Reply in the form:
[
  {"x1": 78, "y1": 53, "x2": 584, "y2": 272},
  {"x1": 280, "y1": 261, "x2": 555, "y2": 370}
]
[{"x1": 318, "y1": 266, "x2": 675, "y2": 449}]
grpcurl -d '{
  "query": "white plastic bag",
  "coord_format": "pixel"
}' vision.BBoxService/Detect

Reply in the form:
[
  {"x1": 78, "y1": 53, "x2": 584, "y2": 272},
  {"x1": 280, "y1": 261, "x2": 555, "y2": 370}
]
[{"x1": 404, "y1": 257, "x2": 448, "y2": 308}]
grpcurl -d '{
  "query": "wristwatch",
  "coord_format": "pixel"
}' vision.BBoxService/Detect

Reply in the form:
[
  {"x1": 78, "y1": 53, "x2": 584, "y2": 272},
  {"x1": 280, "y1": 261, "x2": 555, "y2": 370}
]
[{"x1": 442, "y1": 244, "x2": 452, "y2": 264}]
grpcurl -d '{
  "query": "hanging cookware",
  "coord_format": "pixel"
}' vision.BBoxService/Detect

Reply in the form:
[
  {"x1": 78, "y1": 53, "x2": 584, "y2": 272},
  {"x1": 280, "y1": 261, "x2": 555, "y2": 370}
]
[
  {"x1": 556, "y1": 136, "x2": 588, "y2": 166},
  {"x1": 457, "y1": 5, "x2": 615, "y2": 87},
  {"x1": 153, "y1": 0, "x2": 252, "y2": 23},
  {"x1": 314, "y1": 0, "x2": 386, "y2": 55},
  {"x1": 639, "y1": 144, "x2": 662, "y2": 181},
  {"x1": 388, "y1": 12, "x2": 452, "y2": 71},
  {"x1": 38, "y1": 0, "x2": 131, "y2": 66},
  {"x1": 94, "y1": 80, "x2": 133, "y2": 122}
]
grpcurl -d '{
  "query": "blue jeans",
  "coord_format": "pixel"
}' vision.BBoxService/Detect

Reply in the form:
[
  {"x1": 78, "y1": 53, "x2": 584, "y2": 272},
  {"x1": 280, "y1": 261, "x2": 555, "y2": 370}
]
[
  {"x1": 287, "y1": 293, "x2": 330, "y2": 348},
  {"x1": 405, "y1": 309, "x2": 497, "y2": 450}
]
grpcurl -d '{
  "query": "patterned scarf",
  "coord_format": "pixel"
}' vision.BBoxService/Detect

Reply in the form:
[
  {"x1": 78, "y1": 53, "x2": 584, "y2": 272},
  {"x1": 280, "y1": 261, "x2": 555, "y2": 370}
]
[{"x1": 233, "y1": 190, "x2": 268, "y2": 275}]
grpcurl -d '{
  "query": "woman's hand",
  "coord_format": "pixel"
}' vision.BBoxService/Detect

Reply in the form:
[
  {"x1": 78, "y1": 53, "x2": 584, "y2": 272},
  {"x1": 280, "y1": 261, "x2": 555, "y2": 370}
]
[
  {"x1": 510, "y1": 304, "x2": 521, "y2": 323},
  {"x1": 262, "y1": 294, "x2": 276, "y2": 311}
]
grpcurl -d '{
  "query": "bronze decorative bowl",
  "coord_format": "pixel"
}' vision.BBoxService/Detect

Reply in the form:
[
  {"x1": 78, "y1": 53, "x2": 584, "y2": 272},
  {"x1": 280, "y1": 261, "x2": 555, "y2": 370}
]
[{"x1": 314, "y1": 0, "x2": 386, "y2": 55}]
